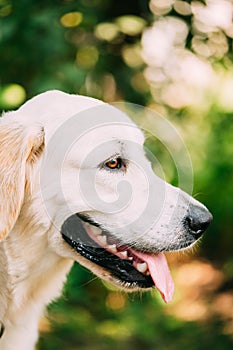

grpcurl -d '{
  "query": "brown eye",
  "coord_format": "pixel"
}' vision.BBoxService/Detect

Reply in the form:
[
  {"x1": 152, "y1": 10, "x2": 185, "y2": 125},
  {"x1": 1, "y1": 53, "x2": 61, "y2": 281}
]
[{"x1": 105, "y1": 157, "x2": 122, "y2": 170}]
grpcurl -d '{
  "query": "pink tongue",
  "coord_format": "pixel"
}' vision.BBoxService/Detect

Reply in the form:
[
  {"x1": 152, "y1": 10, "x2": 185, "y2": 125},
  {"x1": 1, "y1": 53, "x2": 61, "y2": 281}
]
[{"x1": 132, "y1": 250, "x2": 174, "y2": 303}]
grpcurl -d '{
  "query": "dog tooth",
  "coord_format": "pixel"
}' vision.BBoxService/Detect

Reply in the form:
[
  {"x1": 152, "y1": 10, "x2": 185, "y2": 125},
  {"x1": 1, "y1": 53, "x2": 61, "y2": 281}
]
[
  {"x1": 121, "y1": 251, "x2": 128, "y2": 258},
  {"x1": 91, "y1": 226, "x2": 102, "y2": 235},
  {"x1": 136, "y1": 262, "x2": 148, "y2": 274},
  {"x1": 108, "y1": 244, "x2": 117, "y2": 253},
  {"x1": 98, "y1": 235, "x2": 107, "y2": 245}
]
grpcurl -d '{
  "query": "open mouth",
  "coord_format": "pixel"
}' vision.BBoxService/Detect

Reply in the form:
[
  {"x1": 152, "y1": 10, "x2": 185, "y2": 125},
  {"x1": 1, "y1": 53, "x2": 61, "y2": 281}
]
[{"x1": 61, "y1": 214, "x2": 174, "y2": 303}]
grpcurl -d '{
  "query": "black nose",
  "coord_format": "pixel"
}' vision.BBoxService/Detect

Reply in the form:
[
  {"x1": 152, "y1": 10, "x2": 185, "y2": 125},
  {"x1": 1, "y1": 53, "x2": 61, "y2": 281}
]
[{"x1": 185, "y1": 205, "x2": 213, "y2": 238}]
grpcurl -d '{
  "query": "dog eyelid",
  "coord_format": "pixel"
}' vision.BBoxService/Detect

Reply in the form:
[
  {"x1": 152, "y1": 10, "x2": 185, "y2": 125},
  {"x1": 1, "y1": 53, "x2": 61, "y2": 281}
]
[
  {"x1": 102, "y1": 156, "x2": 127, "y2": 172},
  {"x1": 105, "y1": 157, "x2": 122, "y2": 170}
]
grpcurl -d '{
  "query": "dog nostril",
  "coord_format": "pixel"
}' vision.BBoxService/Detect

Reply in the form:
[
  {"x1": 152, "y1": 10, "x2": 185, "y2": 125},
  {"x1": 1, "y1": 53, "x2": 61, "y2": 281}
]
[{"x1": 186, "y1": 207, "x2": 213, "y2": 238}]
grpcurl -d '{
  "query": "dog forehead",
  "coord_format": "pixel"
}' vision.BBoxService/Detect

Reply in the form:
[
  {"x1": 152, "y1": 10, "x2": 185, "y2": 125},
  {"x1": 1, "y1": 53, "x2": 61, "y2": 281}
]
[
  {"x1": 14, "y1": 90, "x2": 144, "y2": 143},
  {"x1": 16, "y1": 90, "x2": 145, "y2": 165},
  {"x1": 63, "y1": 122, "x2": 145, "y2": 166},
  {"x1": 15, "y1": 90, "x2": 103, "y2": 126}
]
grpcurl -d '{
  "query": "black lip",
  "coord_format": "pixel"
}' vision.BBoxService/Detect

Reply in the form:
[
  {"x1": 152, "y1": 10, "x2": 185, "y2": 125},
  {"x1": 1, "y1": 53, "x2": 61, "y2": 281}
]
[{"x1": 61, "y1": 214, "x2": 154, "y2": 289}]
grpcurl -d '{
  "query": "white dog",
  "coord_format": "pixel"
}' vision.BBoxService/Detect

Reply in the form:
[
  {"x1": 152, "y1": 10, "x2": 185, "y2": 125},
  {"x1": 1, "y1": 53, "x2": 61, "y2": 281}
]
[{"x1": 0, "y1": 91, "x2": 212, "y2": 350}]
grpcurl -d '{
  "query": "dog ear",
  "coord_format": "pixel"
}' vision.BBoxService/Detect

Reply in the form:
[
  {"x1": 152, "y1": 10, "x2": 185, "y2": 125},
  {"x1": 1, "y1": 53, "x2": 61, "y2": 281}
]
[{"x1": 0, "y1": 121, "x2": 44, "y2": 241}]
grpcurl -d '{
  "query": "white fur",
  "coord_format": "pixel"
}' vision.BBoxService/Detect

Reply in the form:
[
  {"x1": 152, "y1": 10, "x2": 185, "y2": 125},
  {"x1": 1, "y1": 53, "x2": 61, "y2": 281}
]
[{"x1": 0, "y1": 91, "x2": 208, "y2": 349}]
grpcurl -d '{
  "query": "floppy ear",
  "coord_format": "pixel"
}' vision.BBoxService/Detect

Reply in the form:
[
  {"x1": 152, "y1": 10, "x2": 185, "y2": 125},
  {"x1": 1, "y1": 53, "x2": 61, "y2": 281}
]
[{"x1": 0, "y1": 121, "x2": 44, "y2": 241}]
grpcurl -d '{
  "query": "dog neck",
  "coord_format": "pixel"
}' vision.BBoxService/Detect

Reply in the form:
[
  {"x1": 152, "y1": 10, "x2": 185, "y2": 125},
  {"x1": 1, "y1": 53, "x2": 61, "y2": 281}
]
[{"x1": 0, "y1": 212, "x2": 73, "y2": 350}]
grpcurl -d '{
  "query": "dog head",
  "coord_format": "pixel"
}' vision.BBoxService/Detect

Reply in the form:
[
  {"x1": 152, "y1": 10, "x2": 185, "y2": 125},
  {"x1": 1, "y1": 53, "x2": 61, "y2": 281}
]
[{"x1": 0, "y1": 90, "x2": 212, "y2": 303}]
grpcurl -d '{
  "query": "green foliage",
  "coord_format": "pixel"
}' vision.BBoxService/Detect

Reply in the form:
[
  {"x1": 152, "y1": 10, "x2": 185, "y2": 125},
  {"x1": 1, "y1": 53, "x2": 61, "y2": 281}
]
[
  {"x1": 0, "y1": 0, "x2": 150, "y2": 104},
  {"x1": 195, "y1": 109, "x2": 233, "y2": 260},
  {"x1": 38, "y1": 265, "x2": 233, "y2": 350}
]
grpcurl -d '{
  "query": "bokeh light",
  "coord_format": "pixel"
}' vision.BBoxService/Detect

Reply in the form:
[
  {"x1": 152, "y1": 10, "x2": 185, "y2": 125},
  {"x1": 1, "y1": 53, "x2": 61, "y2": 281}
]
[
  {"x1": 192, "y1": 0, "x2": 233, "y2": 33},
  {"x1": 60, "y1": 11, "x2": 83, "y2": 28},
  {"x1": 0, "y1": 84, "x2": 26, "y2": 108},
  {"x1": 94, "y1": 22, "x2": 119, "y2": 42},
  {"x1": 76, "y1": 46, "x2": 99, "y2": 68},
  {"x1": 174, "y1": 1, "x2": 192, "y2": 16},
  {"x1": 141, "y1": 1, "x2": 233, "y2": 109},
  {"x1": 122, "y1": 44, "x2": 143, "y2": 68},
  {"x1": 150, "y1": 0, "x2": 175, "y2": 16},
  {"x1": 116, "y1": 15, "x2": 146, "y2": 36}
]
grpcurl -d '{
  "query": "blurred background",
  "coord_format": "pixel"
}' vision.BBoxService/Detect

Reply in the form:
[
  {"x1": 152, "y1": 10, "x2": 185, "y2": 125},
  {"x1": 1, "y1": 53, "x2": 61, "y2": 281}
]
[{"x1": 0, "y1": 0, "x2": 232, "y2": 349}]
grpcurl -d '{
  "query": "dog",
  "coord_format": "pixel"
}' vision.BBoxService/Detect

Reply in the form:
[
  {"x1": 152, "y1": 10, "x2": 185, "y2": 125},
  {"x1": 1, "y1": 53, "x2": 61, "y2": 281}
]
[{"x1": 0, "y1": 90, "x2": 212, "y2": 350}]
